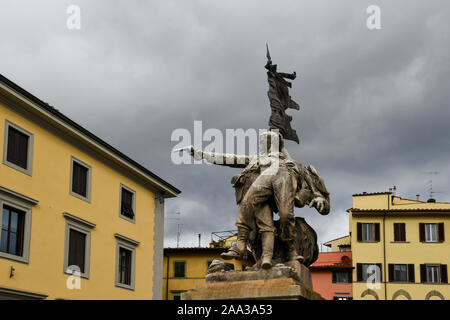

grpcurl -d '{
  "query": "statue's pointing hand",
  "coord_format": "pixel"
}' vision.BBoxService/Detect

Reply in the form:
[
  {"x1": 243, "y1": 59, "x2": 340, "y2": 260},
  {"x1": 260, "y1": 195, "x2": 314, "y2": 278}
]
[
  {"x1": 173, "y1": 145, "x2": 203, "y2": 161},
  {"x1": 309, "y1": 197, "x2": 325, "y2": 213}
]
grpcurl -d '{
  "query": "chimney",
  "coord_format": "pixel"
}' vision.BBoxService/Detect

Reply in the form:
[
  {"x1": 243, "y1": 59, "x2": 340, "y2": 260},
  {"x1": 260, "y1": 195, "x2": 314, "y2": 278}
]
[
  {"x1": 198, "y1": 233, "x2": 201, "y2": 248},
  {"x1": 416, "y1": 194, "x2": 420, "y2": 201},
  {"x1": 393, "y1": 185, "x2": 397, "y2": 196}
]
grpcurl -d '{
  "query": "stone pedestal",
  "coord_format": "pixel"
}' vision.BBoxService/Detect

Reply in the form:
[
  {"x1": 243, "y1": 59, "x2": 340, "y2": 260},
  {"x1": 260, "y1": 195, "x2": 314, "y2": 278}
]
[{"x1": 181, "y1": 262, "x2": 323, "y2": 300}]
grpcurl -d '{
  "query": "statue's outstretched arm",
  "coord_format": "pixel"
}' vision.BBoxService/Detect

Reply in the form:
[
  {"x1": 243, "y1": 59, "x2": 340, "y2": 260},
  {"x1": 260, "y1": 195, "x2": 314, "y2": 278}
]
[{"x1": 173, "y1": 146, "x2": 250, "y2": 168}]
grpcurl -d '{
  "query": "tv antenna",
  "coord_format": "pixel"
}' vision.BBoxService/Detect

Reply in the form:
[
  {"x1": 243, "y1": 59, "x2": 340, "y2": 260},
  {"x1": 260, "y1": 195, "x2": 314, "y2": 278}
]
[
  {"x1": 421, "y1": 171, "x2": 440, "y2": 200},
  {"x1": 166, "y1": 211, "x2": 183, "y2": 247}
]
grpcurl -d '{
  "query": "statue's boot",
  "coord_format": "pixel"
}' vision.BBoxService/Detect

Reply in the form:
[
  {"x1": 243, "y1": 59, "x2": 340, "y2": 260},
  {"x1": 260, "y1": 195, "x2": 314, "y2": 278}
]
[
  {"x1": 287, "y1": 240, "x2": 304, "y2": 263},
  {"x1": 261, "y1": 232, "x2": 274, "y2": 269},
  {"x1": 221, "y1": 227, "x2": 248, "y2": 260}
]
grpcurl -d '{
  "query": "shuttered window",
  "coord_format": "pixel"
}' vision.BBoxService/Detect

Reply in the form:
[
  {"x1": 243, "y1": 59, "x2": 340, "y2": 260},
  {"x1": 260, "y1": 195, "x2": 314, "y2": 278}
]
[
  {"x1": 357, "y1": 223, "x2": 380, "y2": 242},
  {"x1": 120, "y1": 188, "x2": 135, "y2": 219},
  {"x1": 332, "y1": 270, "x2": 352, "y2": 283},
  {"x1": 68, "y1": 229, "x2": 86, "y2": 273},
  {"x1": 420, "y1": 223, "x2": 445, "y2": 242},
  {"x1": 118, "y1": 247, "x2": 132, "y2": 285},
  {"x1": 174, "y1": 261, "x2": 186, "y2": 278},
  {"x1": 393, "y1": 223, "x2": 406, "y2": 242},
  {"x1": 389, "y1": 264, "x2": 415, "y2": 282},
  {"x1": 357, "y1": 263, "x2": 382, "y2": 282},
  {"x1": 6, "y1": 127, "x2": 29, "y2": 169},
  {"x1": 420, "y1": 264, "x2": 447, "y2": 283},
  {"x1": 72, "y1": 161, "x2": 88, "y2": 197},
  {"x1": 0, "y1": 206, "x2": 25, "y2": 256}
]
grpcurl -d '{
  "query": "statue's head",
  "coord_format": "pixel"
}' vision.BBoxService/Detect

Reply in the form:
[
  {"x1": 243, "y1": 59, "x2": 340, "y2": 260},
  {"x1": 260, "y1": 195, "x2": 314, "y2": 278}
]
[{"x1": 259, "y1": 131, "x2": 283, "y2": 155}]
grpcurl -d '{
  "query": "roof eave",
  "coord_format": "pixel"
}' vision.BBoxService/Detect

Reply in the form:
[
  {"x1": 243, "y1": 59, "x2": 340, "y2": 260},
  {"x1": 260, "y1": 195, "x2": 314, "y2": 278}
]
[{"x1": 0, "y1": 74, "x2": 180, "y2": 198}]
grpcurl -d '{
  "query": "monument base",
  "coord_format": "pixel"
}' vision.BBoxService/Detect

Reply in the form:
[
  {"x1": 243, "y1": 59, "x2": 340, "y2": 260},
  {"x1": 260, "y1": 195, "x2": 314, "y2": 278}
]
[{"x1": 181, "y1": 262, "x2": 323, "y2": 300}]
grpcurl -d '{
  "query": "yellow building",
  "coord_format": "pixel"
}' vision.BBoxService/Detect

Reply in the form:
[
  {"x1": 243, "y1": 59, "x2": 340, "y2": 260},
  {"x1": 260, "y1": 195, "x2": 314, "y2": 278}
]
[
  {"x1": 163, "y1": 246, "x2": 253, "y2": 300},
  {"x1": 323, "y1": 235, "x2": 351, "y2": 252},
  {"x1": 0, "y1": 74, "x2": 180, "y2": 299},
  {"x1": 348, "y1": 191, "x2": 449, "y2": 300}
]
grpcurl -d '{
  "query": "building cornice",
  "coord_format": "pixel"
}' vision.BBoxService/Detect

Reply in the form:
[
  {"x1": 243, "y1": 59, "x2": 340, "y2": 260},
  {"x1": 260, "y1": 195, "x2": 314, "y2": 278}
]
[{"x1": 0, "y1": 74, "x2": 180, "y2": 198}]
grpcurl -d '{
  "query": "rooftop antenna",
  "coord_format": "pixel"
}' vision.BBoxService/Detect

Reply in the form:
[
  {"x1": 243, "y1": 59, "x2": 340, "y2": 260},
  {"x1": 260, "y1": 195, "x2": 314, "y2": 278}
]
[
  {"x1": 421, "y1": 171, "x2": 440, "y2": 201},
  {"x1": 166, "y1": 211, "x2": 183, "y2": 247}
]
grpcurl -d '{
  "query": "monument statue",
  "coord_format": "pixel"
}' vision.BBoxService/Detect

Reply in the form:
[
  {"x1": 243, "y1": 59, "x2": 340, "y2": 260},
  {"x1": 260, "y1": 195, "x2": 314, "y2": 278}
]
[
  {"x1": 265, "y1": 44, "x2": 300, "y2": 144},
  {"x1": 175, "y1": 46, "x2": 330, "y2": 275}
]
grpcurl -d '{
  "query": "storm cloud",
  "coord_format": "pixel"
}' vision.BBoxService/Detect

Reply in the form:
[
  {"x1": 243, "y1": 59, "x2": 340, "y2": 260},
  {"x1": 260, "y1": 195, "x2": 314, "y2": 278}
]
[{"x1": 1, "y1": 0, "x2": 450, "y2": 249}]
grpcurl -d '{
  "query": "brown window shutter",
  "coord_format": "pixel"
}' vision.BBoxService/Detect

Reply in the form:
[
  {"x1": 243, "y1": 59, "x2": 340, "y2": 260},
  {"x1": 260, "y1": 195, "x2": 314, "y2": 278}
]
[
  {"x1": 374, "y1": 223, "x2": 380, "y2": 242},
  {"x1": 356, "y1": 263, "x2": 363, "y2": 281},
  {"x1": 393, "y1": 223, "x2": 399, "y2": 241},
  {"x1": 357, "y1": 223, "x2": 362, "y2": 242},
  {"x1": 388, "y1": 264, "x2": 394, "y2": 282},
  {"x1": 376, "y1": 263, "x2": 382, "y2": 282},
  {"x1": 419, "y1": 223, "x2": 425, "y2": 242},
  {"x1": 441, "y1": 265, "x2": 448, "y2": 284},
  {"x1": 438, "y1": 223, "x2": 445, "y2": 242},
  {"x1": 420, "y1": 264, "x2": 427, "y2": 283},
  {"x1": 400, "y1": 223, "x2": 406, "y2": 241},
  {"x1": 408, "y1": 264, "x2": 415, "y2": 283}
]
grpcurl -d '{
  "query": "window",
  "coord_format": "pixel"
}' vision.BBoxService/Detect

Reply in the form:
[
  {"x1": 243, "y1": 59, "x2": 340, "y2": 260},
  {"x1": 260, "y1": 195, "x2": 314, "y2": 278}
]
[
  {"x1": 420, "y1": 264, "x2": 448, "y2": 284},
  {"x1": 70, "y1": 156, "x2": 92, "y2": 202},
  {"x1": 118, "y1": 247, "x2": 132, "y2": 285},
  {"x1": 333, "y1": 296, "x2": 352, "y2": 300},
  {"x1": 427, "y1": 265, "x2": 440, "y2": 283},
  {"x1": 394, "y1": 264, "x2": 407, "y2": 282},
  {"x1": 3, "y1": 120, "x2": 34, "y2": 175},
  {"x1": 174, "y1": 261, "x2": 186, "y2": 278},
  {"x1": 68, "y1": 229, "x2": 86, "y2": 273},
  {"x1": 357, "y1": 223, "x2": 380, "y2": 242},
  {"x1": 356, "y1": 263, "x2": 382, "y2": 282},
  {"x1": 393, "y1": 223, "x2": 406, "y2": 242},
  {"x1": 332, "y1": 271, "x2": 352, "y2": 283},
  {"x1": 63, "y1": 213, "x2": 95, "y2": 278},
  {"x1": 119, "y1": 184, "x2": 136, "y2": 222},
  {"x1": 420, "y1": 223, "x2": 445, "y2": 242},
  {"x1": 115, "y1": 234, "x2": 139, "y2": 290},
  {"x1": 0, "y1": 186, "x2": 36, "y2": 263},
  {"x1": 1, "y1": 205, "x2": 25, "y2": 256},
  {"x1": 171, "y1": 291, "x2": 186, "y2": 300},
  {"x1": 425, "y1": 224, "x2": 437, "y2": 242},
  {"x1": 389, "y1": 264, "x2": 415, "y2": 283}
]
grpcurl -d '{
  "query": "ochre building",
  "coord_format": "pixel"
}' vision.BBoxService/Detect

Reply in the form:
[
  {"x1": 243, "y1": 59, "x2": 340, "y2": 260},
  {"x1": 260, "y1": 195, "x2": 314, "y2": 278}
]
[
  {"x1": 348, "y1": 191, "x2": 449, "y2": 300},
  {"x1": 0, "y1": 75, "x2": 180, "y2": 299}
]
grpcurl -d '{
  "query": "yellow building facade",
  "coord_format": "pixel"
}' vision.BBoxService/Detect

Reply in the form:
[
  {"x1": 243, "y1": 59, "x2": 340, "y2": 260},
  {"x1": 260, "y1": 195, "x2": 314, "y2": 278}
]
[
  {"x1": 163, "y1": 247, "x2": 252, "y2": 300},
  {"x1": 0, "y1": 74, "x2": 180, "y2": 299},
  {"x1": 348, "y1": 191, "x2": 450, "y2": 300},
  {"x1": 323, "y1": 235, "x2": 351, "y2": 252}
]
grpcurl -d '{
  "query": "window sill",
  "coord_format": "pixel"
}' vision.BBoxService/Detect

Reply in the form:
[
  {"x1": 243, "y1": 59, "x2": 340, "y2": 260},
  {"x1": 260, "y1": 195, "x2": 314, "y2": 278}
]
[
  {"x1": 119, "y1": 214, "x2": 136, "y2": 224},
  {"x1": 69, "y1": 191, "x2": 91, "y2": 203},
  {"x1": 63, "y1": 270, "x2": 90, "y2": 280},
  {"x1": 358, "y1": 241, "x2": 380, "y2": 243},
  {"x1": 2, "y1": 160, "x2": 33, "y2": 176},
  {"x1": 0, "y1": 252, "x2": 29, "y2": 264},
  {"x1": 115, "y1": 283, "x2": 135, "y2": 291},
  {"x1": 390, "y1": 241, "x2": 410, "y2": 243}
]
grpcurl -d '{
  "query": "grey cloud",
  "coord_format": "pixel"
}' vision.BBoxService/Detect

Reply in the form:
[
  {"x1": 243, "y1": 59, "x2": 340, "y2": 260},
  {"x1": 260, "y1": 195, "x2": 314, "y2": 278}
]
[{"x1": 1, "y1": 0, "x2": 450, "y2": 248}]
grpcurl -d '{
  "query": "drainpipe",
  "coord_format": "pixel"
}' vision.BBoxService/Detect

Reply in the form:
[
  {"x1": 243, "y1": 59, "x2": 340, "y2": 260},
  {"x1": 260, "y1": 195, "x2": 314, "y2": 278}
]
[
  {"x1": 383, "y1": 194, "x2": 390, "y2": 300},
  {"x1": 165, "y1": 253, "x2": 170, "y2": 300}
]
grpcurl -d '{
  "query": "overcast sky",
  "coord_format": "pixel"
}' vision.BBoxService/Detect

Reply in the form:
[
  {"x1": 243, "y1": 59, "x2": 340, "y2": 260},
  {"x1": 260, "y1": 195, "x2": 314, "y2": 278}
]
[{"x1": 1, "y1": 0, "x2": 450, "y2": 250}]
